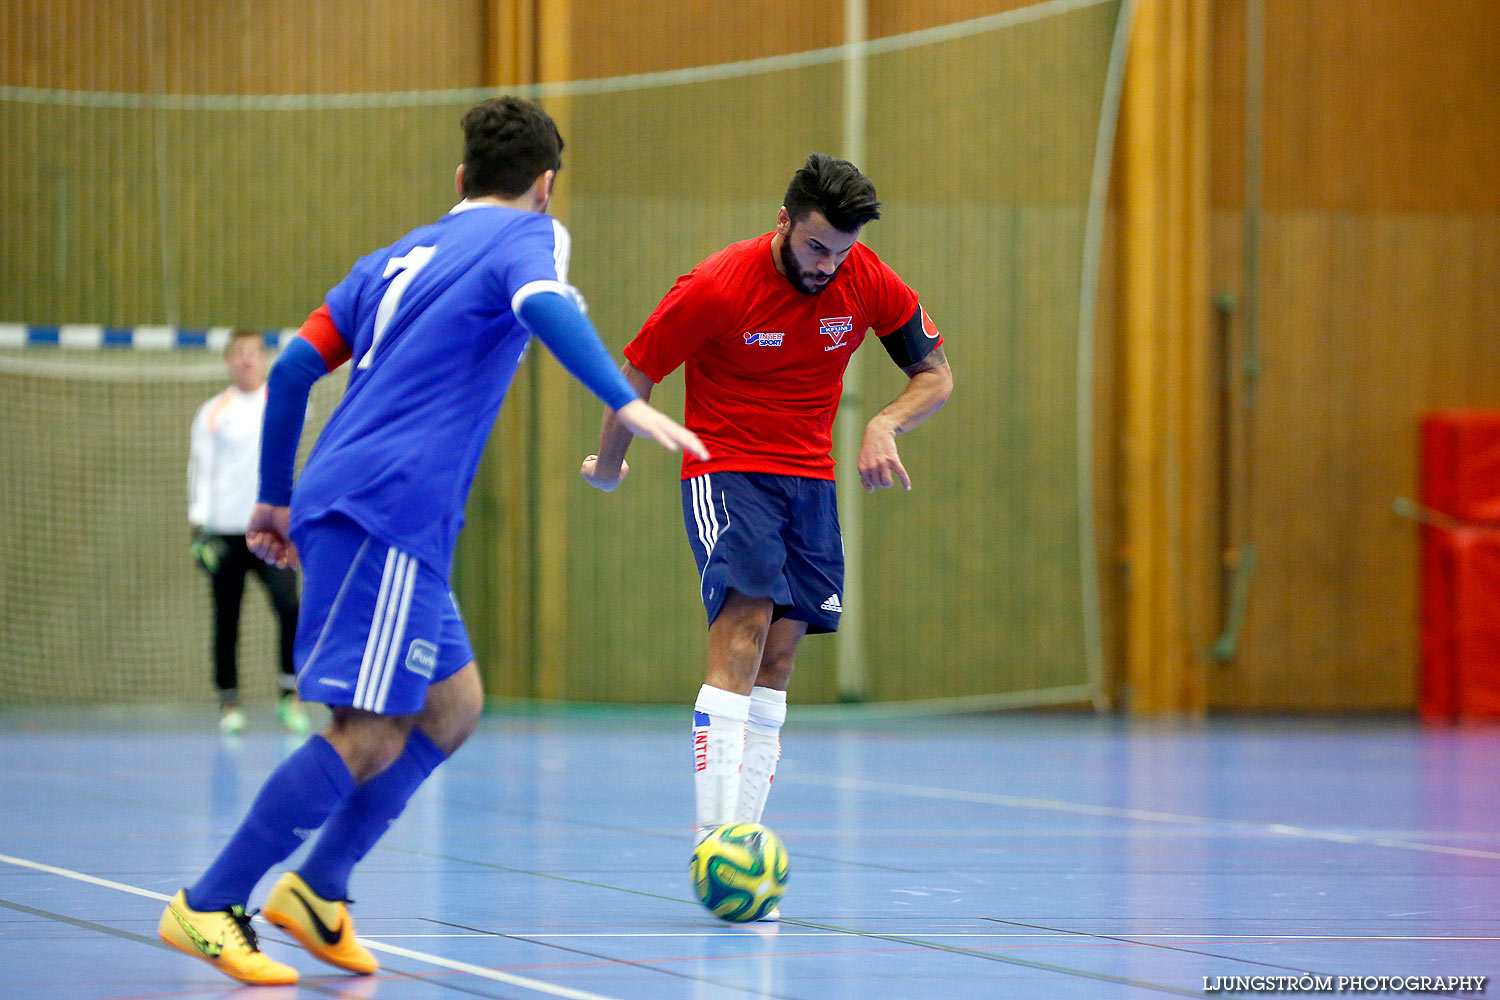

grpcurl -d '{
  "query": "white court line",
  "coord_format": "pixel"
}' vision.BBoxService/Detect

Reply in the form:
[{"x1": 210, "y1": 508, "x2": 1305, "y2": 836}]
[
  {"x1": 6, "y1": 847, "x2": 1499, "y2": 995},
  {"x1": 370, "y1": 932, "x2": 1500, "y2": 942},
  {"x1": 0, "y1": 853, "x2": 172, "y2": 901},
  {"x1": 0, "y1": 853, "x2": 625, "y2": 1000},
  {"x1": 803, "y1": 777, "x2": 1500, "y2": 861},
  {"x1": 359, "y1": 940, "x2": 625, "y2": 999}
]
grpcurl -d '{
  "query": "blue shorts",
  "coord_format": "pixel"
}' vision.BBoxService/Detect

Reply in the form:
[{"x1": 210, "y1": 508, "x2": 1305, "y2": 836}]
[
  {"x1": 291, "y1": 513, "x2": 473, "y2": 715},
  {"x1": 681, "y1": 471, "x2": 844, "y2": 634}
]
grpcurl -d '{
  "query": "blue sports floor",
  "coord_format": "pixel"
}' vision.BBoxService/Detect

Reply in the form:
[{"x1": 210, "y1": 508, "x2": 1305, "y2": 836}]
[{"x1": 2, "y1": 706, "x2": 1497, "y2": 999}]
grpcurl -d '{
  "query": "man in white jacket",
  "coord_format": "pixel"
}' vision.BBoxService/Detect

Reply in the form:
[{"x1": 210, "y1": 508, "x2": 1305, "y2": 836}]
[{"x1": 188, "y1": 329, "x2": 306, "y2": 734}]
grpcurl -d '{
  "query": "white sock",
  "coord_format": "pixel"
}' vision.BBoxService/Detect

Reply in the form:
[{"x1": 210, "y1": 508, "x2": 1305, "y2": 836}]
[
  {"x1": 736, "y1": 686, "x2": 787, "y2": 826},
  {"x1": 693, "y1": 684, "x2": 750, "y2": 842}
]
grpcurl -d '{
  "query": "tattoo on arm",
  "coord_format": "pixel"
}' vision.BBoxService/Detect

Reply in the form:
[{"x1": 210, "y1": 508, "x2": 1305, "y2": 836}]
[{"x1": 901, "y1": 344, "x2": 947, "y2": 379}]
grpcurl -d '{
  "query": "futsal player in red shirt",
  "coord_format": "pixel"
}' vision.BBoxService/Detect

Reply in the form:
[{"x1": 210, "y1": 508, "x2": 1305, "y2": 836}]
[{"x1": 582, "y1": 154, "x2": 953, "y2": 867}]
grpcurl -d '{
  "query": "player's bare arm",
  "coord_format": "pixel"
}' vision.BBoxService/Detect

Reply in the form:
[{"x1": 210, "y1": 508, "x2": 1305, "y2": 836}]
[
  {"x1": 858, "y1": 345, "x2": 953, "y2": 492},
  {"x1": 617, "y1": 399, "x2": 707, "y2": 459},
  {"x1": 582, "y1": 361, "x2": 670, "y2": 491}
]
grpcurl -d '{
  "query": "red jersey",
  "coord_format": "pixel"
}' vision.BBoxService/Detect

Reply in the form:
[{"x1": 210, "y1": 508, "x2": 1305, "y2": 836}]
[{"x1": 625, "y1": 232, "x2": 926, "y2": 480}]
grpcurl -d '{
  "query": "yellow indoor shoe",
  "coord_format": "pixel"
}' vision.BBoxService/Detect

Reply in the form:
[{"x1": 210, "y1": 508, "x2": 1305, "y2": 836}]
[
  {"x1": 262, "y1": 871, "x2": 378, "y2": 975},
  {"x1": 158, "y1": 889, "x2": 298, "y2": 986}
]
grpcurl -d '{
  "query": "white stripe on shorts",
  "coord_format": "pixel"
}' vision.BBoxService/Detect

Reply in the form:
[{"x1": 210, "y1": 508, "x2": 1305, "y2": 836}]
[
  {"x1": 691, "y1": 474, "x2": 728, "y2": 602},
  {"x1": 355, "y1": 548, "x2": 415, "y2": 712},
  {"x1": 354, "y1": 549, "x2": 398, "y2": 709},
  {"x1": 691, "y1": 474, "x2": 718, "y2": 559},
  {"x1": 372, "y1": 560, "x2": 418, "y2": 713}
]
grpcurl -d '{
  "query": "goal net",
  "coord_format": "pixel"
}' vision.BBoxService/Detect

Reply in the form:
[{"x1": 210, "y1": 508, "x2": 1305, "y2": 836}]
[{"x1": 0, "y1": 0, "x2": 1127, "y2": 707}]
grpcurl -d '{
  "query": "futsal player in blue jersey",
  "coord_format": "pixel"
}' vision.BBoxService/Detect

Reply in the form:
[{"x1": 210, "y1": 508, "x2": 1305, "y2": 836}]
[{"x1": 158, "y1": 97, "x2": 707, "y2": 987}]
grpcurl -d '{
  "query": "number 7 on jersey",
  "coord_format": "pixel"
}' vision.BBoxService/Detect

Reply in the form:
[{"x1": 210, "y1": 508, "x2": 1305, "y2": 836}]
[{"x1": 360, "y1": 245, "x2": 437, "y2": 369}]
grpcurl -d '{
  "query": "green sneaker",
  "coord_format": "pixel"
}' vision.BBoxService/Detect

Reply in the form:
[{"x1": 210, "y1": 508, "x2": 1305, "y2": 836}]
[{"x1": 277, "y1": 694, "x2": 310, "y2": 735}]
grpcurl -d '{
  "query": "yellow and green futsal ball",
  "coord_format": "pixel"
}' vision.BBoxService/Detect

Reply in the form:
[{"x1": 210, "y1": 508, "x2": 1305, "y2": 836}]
[{"x1": 690, "y1": 822, "x2": 789, "y2": 922}]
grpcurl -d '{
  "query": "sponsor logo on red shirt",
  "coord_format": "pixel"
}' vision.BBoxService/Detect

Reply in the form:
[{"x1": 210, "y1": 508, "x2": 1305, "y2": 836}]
[
  {"x1": 743, "y1": 331, "x2": 785, "y2": 347},
  {"x1": 820, "y1": 316, "x2": 854, "y2": 351}
]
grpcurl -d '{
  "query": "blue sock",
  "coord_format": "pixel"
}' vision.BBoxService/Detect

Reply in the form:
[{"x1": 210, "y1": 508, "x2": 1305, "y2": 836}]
[
  {"x1": 298, "y1": 728, "x2": 447, "y2": 901},
  {"x1": 187, "y1": 735, "x2": 355, "y2": 911}
]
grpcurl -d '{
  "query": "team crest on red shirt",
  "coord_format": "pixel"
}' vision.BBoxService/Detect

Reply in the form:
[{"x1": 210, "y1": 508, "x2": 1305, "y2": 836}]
[{"x1": 819, "y1": 316, "x2": 854, "y2": 351}]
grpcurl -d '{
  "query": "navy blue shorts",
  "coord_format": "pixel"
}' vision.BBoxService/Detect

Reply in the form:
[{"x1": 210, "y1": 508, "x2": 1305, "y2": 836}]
[
  {"x1": 291, "y1": 513, "x2": 474, "y2": 715},
  {"x1": 680, "y1": 471, "x2": 844, "y2": 633}
]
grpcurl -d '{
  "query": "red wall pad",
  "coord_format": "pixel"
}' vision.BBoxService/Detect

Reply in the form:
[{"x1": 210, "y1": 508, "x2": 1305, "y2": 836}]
[
  {"x1": 1422, "y1": 411, "x2": 1500, "y2": 523},
  {"x1": 1420, "y1": 411, "x2": 1500, "y2": 720},
  {"x1": 1422, "y1": 531, "x2": 1500, "y2": 719}
]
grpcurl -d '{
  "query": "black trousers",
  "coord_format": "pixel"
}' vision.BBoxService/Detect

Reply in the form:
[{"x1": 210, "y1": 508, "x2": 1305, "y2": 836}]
[{"x1": 208, "y1": 534, "x2": 299, "y2": 700}]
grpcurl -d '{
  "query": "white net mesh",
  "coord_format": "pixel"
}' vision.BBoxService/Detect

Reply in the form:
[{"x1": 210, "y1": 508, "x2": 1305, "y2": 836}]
[
  {"x1": 0, "y1": 0, "x2": 1125, "y2": 705},
  {"x1": 0, "y1": 350, "x2": 343, "y2": 703}
]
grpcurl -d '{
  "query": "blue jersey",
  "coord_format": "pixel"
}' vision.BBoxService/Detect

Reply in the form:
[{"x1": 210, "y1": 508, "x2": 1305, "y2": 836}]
[{"x1": 292, "y1": 202, "x2": 580, "y2": 576}]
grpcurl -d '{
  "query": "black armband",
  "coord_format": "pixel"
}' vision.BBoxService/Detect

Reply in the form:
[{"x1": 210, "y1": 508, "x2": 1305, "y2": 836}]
[{"x1": 878, "y1": 304, "x2": 940, "y2": 369}]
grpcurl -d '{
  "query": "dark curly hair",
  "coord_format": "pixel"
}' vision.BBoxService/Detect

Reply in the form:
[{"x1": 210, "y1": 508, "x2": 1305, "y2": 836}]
[
  {"x1": 459, "y1": 97, "x2": 565, "y2": 199},
  {"x1": 783, "y1": 153, "x2": 881, "y2": 233}
]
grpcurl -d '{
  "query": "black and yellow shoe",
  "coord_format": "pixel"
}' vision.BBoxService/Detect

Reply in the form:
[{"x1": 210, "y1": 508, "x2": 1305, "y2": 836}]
[
  {"x1": 262, "y1": 872, "x2": 378, "y2": 975},
  {"x1": 158, "y1": 889, "x2": 298, "y2": 986}
]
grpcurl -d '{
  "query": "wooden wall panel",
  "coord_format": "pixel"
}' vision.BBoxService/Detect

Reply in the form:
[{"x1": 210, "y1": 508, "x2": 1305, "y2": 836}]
[
  {"x1": 1206, "y1": 0, "x2": 1247, "y2": 210},
  {"x1": 566, "y1": 0, "x2": 841, "y2": 79},
  {"x1": 1265, "y1": 0, "x2": 1500, "y2": 213},
  {"x1": 2, "y1": 0, "x2": 486, "y2": 92},
  {"x1": 1210, "y1": 212, "x2": 1500, "y2": 710},
  {"x1": 1204, "y1": 0, "x2": 1500, "y2": 711},
  {"x1": 872, "y1": 0, "x2": 1040, "y2": 37},
  {"x1": 1211, "y1": 0, "x2": 1500, "y2": 213},
  {"x1": 0, "y1": 1, "x2": 488, "y2": 327},
  {"x1": 565, "y1": 1, "x2": 1044, "y2": 80}
]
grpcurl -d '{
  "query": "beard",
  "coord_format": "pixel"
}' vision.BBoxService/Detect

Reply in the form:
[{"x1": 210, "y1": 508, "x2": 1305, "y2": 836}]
[{"x1": 779, "y1": 236, "x2": 834, "y2": 295}]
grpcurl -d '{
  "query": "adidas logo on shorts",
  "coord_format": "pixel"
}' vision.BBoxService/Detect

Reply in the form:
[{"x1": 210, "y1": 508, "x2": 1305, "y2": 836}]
[{"x1": 821, "y1": 594, "x2": 842, "y2": 613}]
